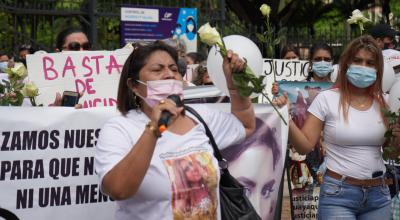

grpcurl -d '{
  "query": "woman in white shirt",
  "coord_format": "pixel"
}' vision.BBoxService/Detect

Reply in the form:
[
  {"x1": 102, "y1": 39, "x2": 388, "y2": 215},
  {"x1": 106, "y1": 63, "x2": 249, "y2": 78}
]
[
  {"x1": 94, "y1": 41, "x2": 255, "y2": 220},
  {"x1": 289, "y1": 35, "x2": 400, "y2": 219}
]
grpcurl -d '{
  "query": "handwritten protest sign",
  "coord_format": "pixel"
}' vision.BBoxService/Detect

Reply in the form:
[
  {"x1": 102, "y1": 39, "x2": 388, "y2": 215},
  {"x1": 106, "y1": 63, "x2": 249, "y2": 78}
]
[
  {"x1": 26, "y1": 49, "x2": 132, "y2": 107},
  {"x1": 260, "y1": 59, "x2": 309, "y2": 102}
]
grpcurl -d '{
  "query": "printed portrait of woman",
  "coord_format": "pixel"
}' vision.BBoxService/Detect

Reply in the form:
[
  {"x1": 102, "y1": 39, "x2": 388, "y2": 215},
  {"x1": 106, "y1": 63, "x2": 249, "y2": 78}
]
[
  {"x1": 221, "y1": 114, "x2": 283, "y2": 220},
  {"x1": 164, "y1": 153, "x2": 218, "y2": 220},
  {"x1": 185, "y1": 16, "x2": 197, "y2": 40}
]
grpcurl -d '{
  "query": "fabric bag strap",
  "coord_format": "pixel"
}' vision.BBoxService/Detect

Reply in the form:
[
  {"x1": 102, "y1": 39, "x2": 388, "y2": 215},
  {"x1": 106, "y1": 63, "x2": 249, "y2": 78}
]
[{"x1": 184, "y1": 105, "x2": 228, "y2": 169}]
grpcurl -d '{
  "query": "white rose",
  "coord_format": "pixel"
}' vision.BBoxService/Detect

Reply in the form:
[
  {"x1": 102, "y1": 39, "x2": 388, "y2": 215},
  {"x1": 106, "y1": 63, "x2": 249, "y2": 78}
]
[
  {"x1": 22, "y1": 82, "x2": 39, "y2": 98},
  {"x1": 260, "y1": 4, "x2": 271, "y2": 17},
  {"x1": 347, "y1": 9, "x2": 370, "y2": 24},
  {"x1": 198, "y1": 23, "x2": 223, "y2": 46},
  {"x1": 6, "y1": 63, "x2": 28, "y2": 80}
]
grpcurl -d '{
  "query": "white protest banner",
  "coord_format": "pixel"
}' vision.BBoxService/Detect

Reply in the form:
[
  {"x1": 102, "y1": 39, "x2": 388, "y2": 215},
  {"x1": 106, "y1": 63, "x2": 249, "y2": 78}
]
[
  {"x1": 0, "y1": 107, "x2": 119, "y2": 220},
  {"x1": 0, "y1": 104, "x2": 288, "y2": 220},
  {"x1": 261, "y1": 59, "x2": 309, "y2": 102},
  {"x1": 26, "y1": 49, "x2": 132, "y2": 107}
]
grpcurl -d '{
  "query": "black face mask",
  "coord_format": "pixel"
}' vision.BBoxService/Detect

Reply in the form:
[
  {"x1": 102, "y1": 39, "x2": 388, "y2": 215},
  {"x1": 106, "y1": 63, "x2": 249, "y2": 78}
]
[
  {"x1": 16, "y1": 58, "x2": 26, "y2": 67},
  {"x1": 383, "y1": 43, "x2": 391, "y2": 50}
]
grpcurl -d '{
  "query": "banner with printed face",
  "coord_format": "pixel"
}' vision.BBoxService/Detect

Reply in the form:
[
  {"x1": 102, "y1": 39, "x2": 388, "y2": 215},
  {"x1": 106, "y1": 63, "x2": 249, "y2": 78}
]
[
  {"x1": 26, "y1": 49, "x2": 132, "y2": 108},
  {"x1": 0, "y1": 103, "x2": 288, "y2": 220},
  {"x1": 221, "y1": 105, "x2": 288, "y2": 220},
  {"x1": 186, "y1": 93, "x2": 289, "y2": 220},
  {"x1": 120, "y1": 6, "x2": 197, "y2": 52},
  {"x1": 278, "y1": 81, "x2": 332, "y2": 219}
]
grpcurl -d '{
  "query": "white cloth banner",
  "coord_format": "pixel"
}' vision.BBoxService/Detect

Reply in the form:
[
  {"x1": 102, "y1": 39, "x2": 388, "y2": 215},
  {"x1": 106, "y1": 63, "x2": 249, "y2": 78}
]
[
  {"x1": 0, "y1": 104, "x2": 287, "y2": 220},
  {"x1": 0, "y1": 107, "x2": 119, "y2": 220}
]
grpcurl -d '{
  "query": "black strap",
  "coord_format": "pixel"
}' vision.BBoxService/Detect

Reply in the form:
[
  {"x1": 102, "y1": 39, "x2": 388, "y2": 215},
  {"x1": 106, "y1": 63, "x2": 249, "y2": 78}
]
[
  {"x1": 184, "y1": 105, "x2": 225, "y2": 163},
  {"x1": 388, "y1": 160, "x2": 399, "y2": 194}
]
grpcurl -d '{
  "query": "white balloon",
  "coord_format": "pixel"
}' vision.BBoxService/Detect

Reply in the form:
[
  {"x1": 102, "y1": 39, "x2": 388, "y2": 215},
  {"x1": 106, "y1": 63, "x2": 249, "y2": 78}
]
[
  {"x1": 207, "y1": 35, "x2": 263, "y2": 97},
  {"x1": 382, "y1": 61, "x2": 395, "y2": 92},
  {"x1": 389, "y1": 80, "x2": 400, "y2": 112},
  {"x1": 33, "y1": 50, "x2": 47, "y2": 55}
]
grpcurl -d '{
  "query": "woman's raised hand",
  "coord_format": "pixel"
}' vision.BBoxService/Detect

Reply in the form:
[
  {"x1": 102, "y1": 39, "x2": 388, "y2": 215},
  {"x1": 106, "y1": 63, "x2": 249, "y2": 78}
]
[{"x1": 222, "y1": 50, "x2": 246, "y2": 89}]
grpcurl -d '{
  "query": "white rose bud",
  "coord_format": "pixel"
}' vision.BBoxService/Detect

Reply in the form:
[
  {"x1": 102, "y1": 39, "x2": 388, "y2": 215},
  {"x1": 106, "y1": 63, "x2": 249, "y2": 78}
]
[
  {"x1": 260, "y1": 4, "x2": 271, "y2": 17},
  {"x1": 22, "y1": 82, "x2": 39, "y2": 98},
  {"x1": 7, "y1": 63, "x2": 28, "y2": 80},
  {"x1": 14, "y1": 65, "x2": 28, "y2": 78},
  {"x1": 198, "y1": 23, "x2": 223, "y2": 46},
  {"x1": 347, "y1": 9, "x2": 370, "y2": 24}
]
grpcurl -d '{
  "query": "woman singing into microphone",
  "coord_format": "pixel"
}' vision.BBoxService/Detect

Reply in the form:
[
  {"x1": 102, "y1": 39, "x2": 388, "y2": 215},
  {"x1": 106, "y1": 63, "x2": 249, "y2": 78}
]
[{"x1": 94, "y1": 41, "x2": 255, "y2": 220}]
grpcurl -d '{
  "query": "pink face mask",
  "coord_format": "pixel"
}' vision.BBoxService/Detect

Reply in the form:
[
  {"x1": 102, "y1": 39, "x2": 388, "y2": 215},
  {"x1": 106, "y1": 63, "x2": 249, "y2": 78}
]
[{"x1": 136, "y1": 79, "x2": 183, "y2": 107}]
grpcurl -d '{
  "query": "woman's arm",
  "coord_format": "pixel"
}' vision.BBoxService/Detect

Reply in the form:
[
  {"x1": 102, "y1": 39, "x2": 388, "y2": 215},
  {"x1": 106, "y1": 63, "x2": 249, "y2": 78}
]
[
  {"x1": 222, "y1": 50, "x2": 255, "y2": 137},
  {"x1": 288, "y1": 113, "x2": 324, "y2": 154},
  {"x1": 102, "y1": 126, "x2": 158, "y2": 200},
  {"x1": 101, "y1": 99, "x2": 183, "y2": 200}
]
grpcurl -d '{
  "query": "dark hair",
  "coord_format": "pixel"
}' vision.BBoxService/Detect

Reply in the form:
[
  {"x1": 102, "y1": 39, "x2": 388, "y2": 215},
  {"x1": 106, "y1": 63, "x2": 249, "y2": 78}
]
[
  {"x1": 18, "y1": 44, "x2": 33, "y2": 53},
  {"x1": 177, "y1": 58, "x2": 187, "y2": 77},
  {"x1": 186, "y1": 52, "x2": 206, "y2": 64},
  {"x1": 185, "y1": 16, "x2": 197, "y2": 33},
  {"x1": 56, "y1": 27, "x2": 87, "y2": 51},
  {"x1": 307, "y1": 42, "x2": 333, "y2": 81},
  {"x1": 220, "y1": 117, "x2": 281, "y2": 170},
  {"x1": 280, "y1": 44, "x2": 299, "y2": 59},
  {"x1": 193, "y1": 61, "x2": 208, "y2": 85},
  {"x1": 368, "y1": 23, "x2": 398, "y2": 39},
  {"x1": 117, "y1": 41, "x2": 179, "y2": 115},
  {"x1": 0, "y1": 51, "x2": 9, "y2": 58}
]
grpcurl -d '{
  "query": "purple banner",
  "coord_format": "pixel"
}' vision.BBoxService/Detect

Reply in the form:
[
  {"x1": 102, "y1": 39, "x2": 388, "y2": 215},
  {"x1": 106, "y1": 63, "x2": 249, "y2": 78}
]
[{"x1": 120, "y1": 5, "x2": 197, "y2": 52}]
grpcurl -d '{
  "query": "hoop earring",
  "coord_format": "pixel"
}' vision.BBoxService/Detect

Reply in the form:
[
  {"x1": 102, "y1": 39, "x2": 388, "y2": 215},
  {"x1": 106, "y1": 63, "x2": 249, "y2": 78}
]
[{"x1": 133, "y1": 93, "x2": 141, "y2": 108}]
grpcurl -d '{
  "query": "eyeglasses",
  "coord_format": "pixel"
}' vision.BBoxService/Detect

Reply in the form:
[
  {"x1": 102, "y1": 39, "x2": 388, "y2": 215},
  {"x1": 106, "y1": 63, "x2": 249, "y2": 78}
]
[{"x1": 63, "y1": 42, "x2": 91, "y2": 51}]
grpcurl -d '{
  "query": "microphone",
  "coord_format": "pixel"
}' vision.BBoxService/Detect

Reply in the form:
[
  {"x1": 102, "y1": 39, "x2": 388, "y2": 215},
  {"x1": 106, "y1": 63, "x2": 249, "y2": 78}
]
[{"x1": 158, "y1": 94, "x2": 183, "y2": 133}]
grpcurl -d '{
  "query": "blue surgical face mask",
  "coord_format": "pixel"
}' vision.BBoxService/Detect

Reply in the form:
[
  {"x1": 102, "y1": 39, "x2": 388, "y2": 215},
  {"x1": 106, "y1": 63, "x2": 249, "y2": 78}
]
[
  {"x1": 0, "y1": 62, "x2": 7, "y2": 73},
  {"x1": 346, "y1": 65, "x2": 377, "y2": 88},
  {"x1": 312, "y1": 61, "x2": 333, "y2": 77}
]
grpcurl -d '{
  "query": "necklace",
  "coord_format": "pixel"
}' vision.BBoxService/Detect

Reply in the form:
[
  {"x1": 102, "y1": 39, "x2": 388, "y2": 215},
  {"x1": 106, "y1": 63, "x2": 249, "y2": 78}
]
[{"x1": 351, "y1": 96, "x2": 370, "y2": 108}]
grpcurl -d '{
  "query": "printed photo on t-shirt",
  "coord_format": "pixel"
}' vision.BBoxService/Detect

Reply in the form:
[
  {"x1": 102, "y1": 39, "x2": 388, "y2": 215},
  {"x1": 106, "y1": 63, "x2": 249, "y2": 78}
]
[{"x1": 163, "y1": 152, "x2": 218, "y2": 220}]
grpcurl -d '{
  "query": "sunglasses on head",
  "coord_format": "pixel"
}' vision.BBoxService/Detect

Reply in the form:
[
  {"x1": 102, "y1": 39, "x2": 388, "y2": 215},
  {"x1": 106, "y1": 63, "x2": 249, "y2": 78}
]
[{"x1": 64, "y1": 42, "x2": 91, "y2": 51}]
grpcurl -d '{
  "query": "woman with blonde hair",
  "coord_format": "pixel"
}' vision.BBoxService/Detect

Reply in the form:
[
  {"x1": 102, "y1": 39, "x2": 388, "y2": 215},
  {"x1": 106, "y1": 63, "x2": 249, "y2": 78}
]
[
  {"x1": 169, "y1": 156, "x2": 218, "y2": 219},
  {"x1": 289, "y1": 35, "x2": 400, "y2": 219}
]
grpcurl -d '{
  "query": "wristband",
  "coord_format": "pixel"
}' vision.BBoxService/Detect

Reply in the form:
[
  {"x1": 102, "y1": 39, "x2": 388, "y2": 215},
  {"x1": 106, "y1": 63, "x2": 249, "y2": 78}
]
[{"x1": 146, "y1": 122, "x2": 161, "y2": 138}]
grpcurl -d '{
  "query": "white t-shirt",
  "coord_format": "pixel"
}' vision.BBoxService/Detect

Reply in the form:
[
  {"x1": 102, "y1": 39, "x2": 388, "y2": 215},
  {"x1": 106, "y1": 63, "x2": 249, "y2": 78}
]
[
  {"x1": 95, "y1": 105, "x2": 245, "y2": 220},
  {"x1": 308, "y1": 89, "x2": 386, "y2": 179}
]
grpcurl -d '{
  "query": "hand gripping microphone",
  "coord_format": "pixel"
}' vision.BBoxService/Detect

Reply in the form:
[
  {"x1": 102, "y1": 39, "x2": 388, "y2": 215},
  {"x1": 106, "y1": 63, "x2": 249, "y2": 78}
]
[{"x1": 158, "y1": 94, "x2": 183, "y2": 133}]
